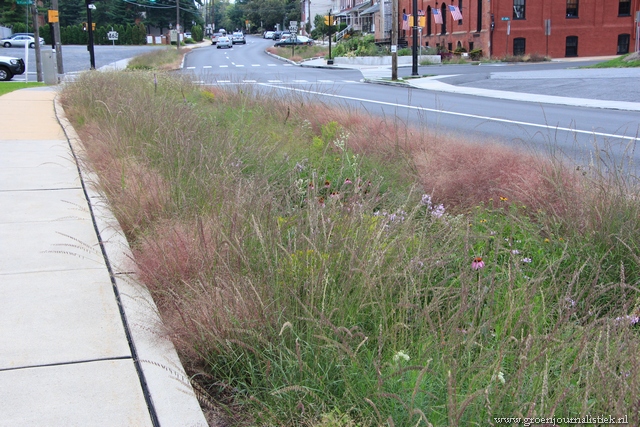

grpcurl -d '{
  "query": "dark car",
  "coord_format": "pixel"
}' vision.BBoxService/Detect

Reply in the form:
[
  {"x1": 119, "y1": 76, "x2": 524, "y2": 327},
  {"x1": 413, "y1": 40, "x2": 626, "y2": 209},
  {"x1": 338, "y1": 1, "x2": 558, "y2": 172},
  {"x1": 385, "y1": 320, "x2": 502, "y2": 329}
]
[
  {"x1": 272, "y1": 31, "x2": 291, "y2": 41},
  {"x1": 0, "y1": 55, "x2": 25, "y2": 81},
  {"x1": 274, "y1": 36, "x2": 313, "y2": 47}
]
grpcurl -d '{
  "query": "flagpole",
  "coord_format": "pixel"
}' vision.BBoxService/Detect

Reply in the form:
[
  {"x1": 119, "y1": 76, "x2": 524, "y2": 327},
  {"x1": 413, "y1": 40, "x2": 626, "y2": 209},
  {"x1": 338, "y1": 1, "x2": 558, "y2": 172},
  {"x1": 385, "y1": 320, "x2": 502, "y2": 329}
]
[{"x1": 411, "y1": 0, "x2": 418, "y2": 75}]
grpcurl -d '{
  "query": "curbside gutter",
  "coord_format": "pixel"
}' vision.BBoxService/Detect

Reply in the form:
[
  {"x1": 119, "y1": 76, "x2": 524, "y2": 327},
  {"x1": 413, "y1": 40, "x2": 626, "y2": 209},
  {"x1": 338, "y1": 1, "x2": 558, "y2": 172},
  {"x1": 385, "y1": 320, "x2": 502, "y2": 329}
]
[{"x1": 53, "y1": 96, "x2": 209, "y2": 427}]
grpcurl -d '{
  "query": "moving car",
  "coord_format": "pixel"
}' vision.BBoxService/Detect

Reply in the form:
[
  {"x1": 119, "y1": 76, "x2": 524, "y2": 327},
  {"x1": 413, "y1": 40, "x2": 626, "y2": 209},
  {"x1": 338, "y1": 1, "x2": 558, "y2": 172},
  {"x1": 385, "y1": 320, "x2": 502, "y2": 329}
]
[
  {"x1": 0, "y1": 55, "x2": 25, "y2": 81},
  {"x1": 263, "y1": 31, "x2": 274, "y2": 39},
  {"x1": 274, "y1": 35, "x2": 314, "y2": 47},
  {"x1": 211, "y1": 30, "x2": 227, "y2": 45},
  {"x1": 231, "y1": 32, "x2": 246, "y2": 44},
  {"x1": 216, "y1": 36, "x2": 232, "y2": 49},
  {"x1": 1, "y1": 34, "x2": 44, "y2": 48}
]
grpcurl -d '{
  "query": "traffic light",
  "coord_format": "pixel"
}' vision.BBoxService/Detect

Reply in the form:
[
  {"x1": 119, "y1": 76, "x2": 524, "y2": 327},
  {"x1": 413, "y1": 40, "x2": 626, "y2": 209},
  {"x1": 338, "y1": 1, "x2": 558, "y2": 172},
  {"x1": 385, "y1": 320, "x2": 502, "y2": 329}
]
[
  {"x1": 92, "y1": 22, "x2": 96, "y2": 30},
  {"x1": 82, "y1": 22, "x2": 87, "y2": 31},
  {"x1": 324, "y1": 15, "x2": 333, "y2": 26}
]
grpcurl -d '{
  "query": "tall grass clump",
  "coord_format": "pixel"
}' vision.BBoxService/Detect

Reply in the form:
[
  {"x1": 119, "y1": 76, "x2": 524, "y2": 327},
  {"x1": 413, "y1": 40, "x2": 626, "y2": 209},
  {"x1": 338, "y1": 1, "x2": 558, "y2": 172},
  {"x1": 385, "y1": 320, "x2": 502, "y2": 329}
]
[{"x1": 61, "y1": 71, "x2": 640, "y2": 426}]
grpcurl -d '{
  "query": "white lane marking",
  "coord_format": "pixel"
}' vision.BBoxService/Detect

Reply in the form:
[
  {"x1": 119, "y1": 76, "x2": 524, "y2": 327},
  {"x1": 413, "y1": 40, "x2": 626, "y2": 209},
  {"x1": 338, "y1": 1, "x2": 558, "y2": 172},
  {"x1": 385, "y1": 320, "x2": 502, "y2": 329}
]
[
  {"x1": 217, "y1": 80, "x2": 231, "y2": 83},
  {"x1": 268, "y1": 80, "x2": 283, "y2": 83},
  {"x1": 252, "y1": 64, "x2": 261, "y2": 67},
  {"x1": 186, "y1": 66, "x2": 196, "y2": 70},
  {"x1": 203, "y1": 65, "x2": 212, "y2": 69},
  {"x1": 236, "y1": 64, "x2": 245, "y2": 67},
  {"x1": 243, "y1": 80, "x2": 257, "y2": 83},
  {"x1": 342, "y1": 80, "x2": 358, "y2": 83},
  {"x1": 283, "y1": 64, "x2": 293, "y2": 67},
  {"x1": 220, "y1": 65, "x2": 229, "y2": 68},
  {"x1": 293, "y1": 80, "x2": 308, "y2": 83},
  {"x1": 318, "y1": 80, "x2": 333, "y2": 83},
  {"x1": 267, "y1": 64, "x2": 277, "y2": 67},
  {"x1": 259, "y1": 84, "x2": 639, "y2": 142}
]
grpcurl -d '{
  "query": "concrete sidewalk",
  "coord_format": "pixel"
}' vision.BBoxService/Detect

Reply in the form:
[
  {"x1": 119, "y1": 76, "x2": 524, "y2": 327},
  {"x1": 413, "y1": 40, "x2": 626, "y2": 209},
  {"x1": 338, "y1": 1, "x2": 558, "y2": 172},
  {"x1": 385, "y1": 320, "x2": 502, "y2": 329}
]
[{"x1": 0, "y1": 87, "x2": 207, "y2": 426}]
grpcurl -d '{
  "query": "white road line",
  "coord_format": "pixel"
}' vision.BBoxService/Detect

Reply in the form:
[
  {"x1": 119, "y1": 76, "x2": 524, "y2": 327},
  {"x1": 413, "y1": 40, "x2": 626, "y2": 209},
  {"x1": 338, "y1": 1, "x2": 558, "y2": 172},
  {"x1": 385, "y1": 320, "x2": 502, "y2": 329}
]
[
  {"x1": 267, "y1": 64, "x2": 277, "y2": 67},
  {"x1": 342, "y1": 80, "x2": 358, "y2": 83},
  {"x1": 318, "y1": 80, "x2": 333, "y2": 83},
  {"x1": 268, "y1": 80, "x2": 283, "y2": 83},
  {"x1": 293, "y1": 80, "x2": 308, "y2": 83},
  {"x1": 283, "y1": 64, "x2": 293, "y2": 67},
  {"x1": 203, "y1": 65, "x2": 212, "y2": 69},
  {"x1": 217, "y1": 80, "x2": 231, "y2": 83},
  {"x1": 220, "y1": 65, "x2": 228, "y2": 68},
  {"x1": 236, "y1": 64, "x2": 245, "y2": 67},
  {"x1": 252, "y1": 64, "x2": 261, "y2": 67},
  {"x1": 259, "y1": 84, "x2": 639, "y2": 142},
  {"x1": 243, "y1": 80, "x2": 257, "y2": 83},
  {"x1": 186, "y1": 66, "x2": 196, "y2": 70}
]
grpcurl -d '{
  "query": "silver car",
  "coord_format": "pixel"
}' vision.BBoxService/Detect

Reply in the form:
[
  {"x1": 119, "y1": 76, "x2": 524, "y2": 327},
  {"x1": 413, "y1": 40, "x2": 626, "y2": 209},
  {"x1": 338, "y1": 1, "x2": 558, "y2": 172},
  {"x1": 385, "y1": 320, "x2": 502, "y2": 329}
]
[
  {"x1": 216, "y1": 36, "x2": 232, "y2": 49},
  {"x1": 1, "y1": 35, "x2": 45, "y2": 48}
]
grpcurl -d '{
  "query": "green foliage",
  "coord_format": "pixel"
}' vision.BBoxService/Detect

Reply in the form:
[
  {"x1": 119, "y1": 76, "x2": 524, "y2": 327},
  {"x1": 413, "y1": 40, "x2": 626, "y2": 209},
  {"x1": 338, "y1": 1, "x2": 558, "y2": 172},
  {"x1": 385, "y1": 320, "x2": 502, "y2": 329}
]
[
  {"x1": 584, "y1": 53, "x2": 640, "y2": 68},
  {"x1": 191, "y1": 24, "x2": 204, "y2": 42},
  {"x1": 331, "y1": 34, "x2": 385, "y2": 58},
  {"x1": 61, "y1": 71, "x2": 640, "y2": 427}
]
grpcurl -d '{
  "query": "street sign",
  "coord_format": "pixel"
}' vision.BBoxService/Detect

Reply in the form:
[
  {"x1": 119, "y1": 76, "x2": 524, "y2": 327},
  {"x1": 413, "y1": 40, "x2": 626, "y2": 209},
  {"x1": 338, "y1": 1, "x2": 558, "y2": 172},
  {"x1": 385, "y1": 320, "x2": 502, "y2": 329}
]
[
  {"x1": 289, "y1": 26, "x2": 298, "y2": 33},
  {"x1": 107, "y1": 31, "x2": 119, "y2": 40},
  {"x1": 16, "y1": 0, "x2": 33, "y2": 4},
  {"x1": 501, "y1": 17, "x2": 510, "y2": 21}
]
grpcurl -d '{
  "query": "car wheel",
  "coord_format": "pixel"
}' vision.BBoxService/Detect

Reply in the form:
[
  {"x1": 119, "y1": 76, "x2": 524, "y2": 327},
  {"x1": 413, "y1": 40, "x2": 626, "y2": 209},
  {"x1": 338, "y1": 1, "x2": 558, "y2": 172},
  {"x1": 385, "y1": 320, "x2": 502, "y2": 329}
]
[
  {"x1": 3, "y1": 42, "x2": 11, "y2": 47},
  {"x1": 0, "y1": 66, "x2": 12, "y2": 81},
  {"x1": 217, "y1": 46, "x2": 220, "y2": 49},
  {"x1": 29, "y1": 42, "x2": 35, "y2": 48}
]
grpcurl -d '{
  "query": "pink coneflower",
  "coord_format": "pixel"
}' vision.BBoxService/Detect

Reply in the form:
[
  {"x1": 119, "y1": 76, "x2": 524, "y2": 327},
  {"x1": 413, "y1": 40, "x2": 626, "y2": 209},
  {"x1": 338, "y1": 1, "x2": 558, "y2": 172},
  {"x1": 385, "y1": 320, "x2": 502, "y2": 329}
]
[
  {"x1": 471, "y1": 257, "x2": 485, "y2": 270},
  {"x1": 324, "y1": 180, "x2": 331, "y2": 188},
  {"x1": 344, "y1": 178, "x2": 352, "y2": 185}
]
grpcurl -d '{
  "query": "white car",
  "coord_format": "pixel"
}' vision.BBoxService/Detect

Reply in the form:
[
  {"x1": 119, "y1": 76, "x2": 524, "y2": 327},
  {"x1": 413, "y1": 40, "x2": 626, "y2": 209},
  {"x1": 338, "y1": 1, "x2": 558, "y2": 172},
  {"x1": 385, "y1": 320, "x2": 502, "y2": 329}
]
[
  {"x1": 264, "y1": 31, "x2": 274, "y2": 39},
  {"x1": 216, "y1": 36, "x2": 232, "y2": 49},
  {"x1": 1, "y1": 35, "x2": 45, "y2": 48}
]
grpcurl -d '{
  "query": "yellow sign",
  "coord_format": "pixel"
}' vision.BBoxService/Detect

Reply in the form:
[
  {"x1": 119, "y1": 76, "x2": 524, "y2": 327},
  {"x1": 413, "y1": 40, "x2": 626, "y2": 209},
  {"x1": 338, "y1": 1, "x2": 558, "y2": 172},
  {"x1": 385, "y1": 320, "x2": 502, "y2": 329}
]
[
  {"x1": 324, "y1": 15, "x2": 335, "y2": 26},
  {"x1": 48, "y1": 9, "x2": 59, "y2": 23}
]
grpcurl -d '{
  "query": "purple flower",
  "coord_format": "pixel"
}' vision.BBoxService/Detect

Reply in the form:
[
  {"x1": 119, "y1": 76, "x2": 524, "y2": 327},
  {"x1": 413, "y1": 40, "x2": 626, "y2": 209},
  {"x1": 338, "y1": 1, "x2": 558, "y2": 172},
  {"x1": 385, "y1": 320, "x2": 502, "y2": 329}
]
[{"x1": 472, "y1": 257, "x2": 485, "y2": 270}]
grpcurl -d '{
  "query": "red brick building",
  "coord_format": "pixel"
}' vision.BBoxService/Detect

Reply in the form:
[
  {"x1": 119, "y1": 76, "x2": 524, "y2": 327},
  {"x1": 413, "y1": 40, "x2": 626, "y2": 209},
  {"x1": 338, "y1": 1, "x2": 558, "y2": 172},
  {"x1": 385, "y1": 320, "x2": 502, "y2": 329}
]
[{"x1": 395, "y1": 0, "x2": 640, "y2": 58}]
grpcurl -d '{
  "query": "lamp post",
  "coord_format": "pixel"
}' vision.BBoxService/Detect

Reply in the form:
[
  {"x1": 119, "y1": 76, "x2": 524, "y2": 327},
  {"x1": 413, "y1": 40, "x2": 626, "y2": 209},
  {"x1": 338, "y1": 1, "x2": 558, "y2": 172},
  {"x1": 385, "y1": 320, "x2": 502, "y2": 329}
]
[
  {"x1": 411, "y1": 0, "x2": 418, "y2": 75},
  {"x1": 86, "y1": 0, "x2": 96, "y2": 69}
]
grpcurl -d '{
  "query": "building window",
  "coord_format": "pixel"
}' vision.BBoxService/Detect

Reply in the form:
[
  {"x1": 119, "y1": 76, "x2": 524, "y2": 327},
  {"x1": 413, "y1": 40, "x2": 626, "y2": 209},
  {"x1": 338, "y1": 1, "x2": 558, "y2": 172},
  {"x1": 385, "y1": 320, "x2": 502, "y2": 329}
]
[
  {"x1": 513, "y1": 37, "x2": 525, "y2": 55},
  {"x1": 617, "y1": 34, "x2": 630, "y2": 54},
  {"x1": 427, "y1": 6, "x2": 432, "y2": 35},
  {"x1": 476, "y1": 0, "x2": 482, "y2": 32},
  {"x1": 469, "y1": 41, "x2": 474, "y2": 51},
  {"x1": 457, "y1": 0, "x2": 463, "y2": 25},
  {"x1": 566, "y1": 0, "x2": 578, "y2": 18},
  {"x1": 618, "y1": 0, "x2": 631, "y2": 16},
  {"x1": 513, "y1": 0, "x2": 525, "y2": 20},
  {"x1": 565, "y1": 36, "x2": 578, "y2": 57}
]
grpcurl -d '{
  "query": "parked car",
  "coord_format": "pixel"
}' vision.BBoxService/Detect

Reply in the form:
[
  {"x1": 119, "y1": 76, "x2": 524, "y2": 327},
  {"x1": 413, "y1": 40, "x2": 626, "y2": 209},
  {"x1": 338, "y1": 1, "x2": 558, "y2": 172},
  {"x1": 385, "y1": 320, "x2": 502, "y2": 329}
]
[
  {"x1": 231, "y1": 32, "x2": 246, "y2": 44},
  {"x1": 263, "y1": 31, "x2": 274, "y2": 39},
  {"x1": 1, "y1": 34, "x2": 44, "y2": 48},
  {"x1": 0, "y1": 55, "x2": 25, "y2": 81},
  {"x1": 274, "y1": 35, "x2": 313, "y2": 47},
  {"x1": 184, "y1": 32, "x2": 192, "y2": 39},
  {"x1": 216, "y1": 36, "x2": 232, "y2": 49}
]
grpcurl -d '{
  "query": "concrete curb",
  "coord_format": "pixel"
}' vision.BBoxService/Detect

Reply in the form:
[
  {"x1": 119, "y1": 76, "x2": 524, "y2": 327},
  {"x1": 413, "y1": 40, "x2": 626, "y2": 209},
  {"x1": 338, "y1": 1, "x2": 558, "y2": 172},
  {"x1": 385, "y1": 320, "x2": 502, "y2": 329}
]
[{"x1": 53, "y1": 94, "x2": 209, "y2": 427}]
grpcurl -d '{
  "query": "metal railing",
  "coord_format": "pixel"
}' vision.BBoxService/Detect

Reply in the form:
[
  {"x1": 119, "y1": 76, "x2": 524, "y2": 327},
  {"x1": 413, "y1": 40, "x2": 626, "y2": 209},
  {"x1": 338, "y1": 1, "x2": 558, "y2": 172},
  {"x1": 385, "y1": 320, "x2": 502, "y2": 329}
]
[{"x1": 336, "y1": 25, "x2": 352, "y2": 41}]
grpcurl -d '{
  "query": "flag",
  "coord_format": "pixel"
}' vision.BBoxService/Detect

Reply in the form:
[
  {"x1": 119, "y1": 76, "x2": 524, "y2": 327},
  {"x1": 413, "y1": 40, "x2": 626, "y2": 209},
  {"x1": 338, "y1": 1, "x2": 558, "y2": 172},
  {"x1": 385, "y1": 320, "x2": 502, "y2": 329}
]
[
  {"x1": 449, "y1": 5, "x2": 463, "y2": 21},
  {"x1": 402, "y1": 13, "x2": 409, "y2": 30},
  {"x1": 433, "y1": 8, "x2": 443, "y2": 24}
]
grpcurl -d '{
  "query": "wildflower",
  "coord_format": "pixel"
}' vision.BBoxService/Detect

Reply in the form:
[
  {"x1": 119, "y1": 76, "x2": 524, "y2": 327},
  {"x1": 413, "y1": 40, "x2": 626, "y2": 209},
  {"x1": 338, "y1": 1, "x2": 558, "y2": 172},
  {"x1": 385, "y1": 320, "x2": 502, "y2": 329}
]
[
  {"x1": 294, "y1": 162, "x2": 305, "y2": 172},
  {"x1": 344, "y1": 178, "x2": 352, "y2": 185},
  {"x1": 472, "y1": 257, "x2": 485, "y2": 270},
  {"x1": 544, "y1": 238, "x2": 550, "y2": 243},
  {"x1": 392, "y1": 351, "x2": 410, "y2": 363},
  {"x1": 511, "y1": 249, "x2": 520, "y2": 255},
  {"x1": 615, "y1": 315, "x2": 640, "y2": 326},
  {"x1": 431, "y1": 204, "x2": 445, "y2": 218},
  {"x1": 330, "y1": 191, "x2": 340, "y2": 198},
  {"x1": 421, "y1": 194, "x2": 432, "y2": 206},
  {"x1": 324, "y1": 180, "x2": 331, "y2": 188},
  {"x1": 480, "y1": 219, "x2": 487, "y2": 223},
  {"x1": 500, "y1": 196, "x2": 508, "y2": 202},
  {"x1": 565, "y1": 297, "x2": 576, "y2": 307},
  {"x1": 318, "y1": 197, "x2": 325, "y2": 207},
  {"x1": 308, "y1": 182, "x2": 315, "y2": 190},
  {"x1": 521, "y1": 257, "x2": 532, "y2": 263}
]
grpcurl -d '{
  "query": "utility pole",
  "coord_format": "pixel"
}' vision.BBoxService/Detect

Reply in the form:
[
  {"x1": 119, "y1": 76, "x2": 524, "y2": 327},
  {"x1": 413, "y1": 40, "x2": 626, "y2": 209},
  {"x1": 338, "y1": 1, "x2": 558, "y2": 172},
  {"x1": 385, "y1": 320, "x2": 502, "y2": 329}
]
[
  {"x1": 391, "y1": 0, "x2": 398, "y2": 80},
  {"x1": 32, "y1": 3, "x2": 43, "y2": 81},
  {"x1": 411, "y1": 0, "x2": 418, "y2": 75},
  {"x1": 86, "y1": 0, "x2": 96, "y2": 69},
  {"x1": 51, "y1": 0, "x2": 63, "y2": 73},
  {"x1": 176, "y1": 0, "x2": 180, "y2": 51}
]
